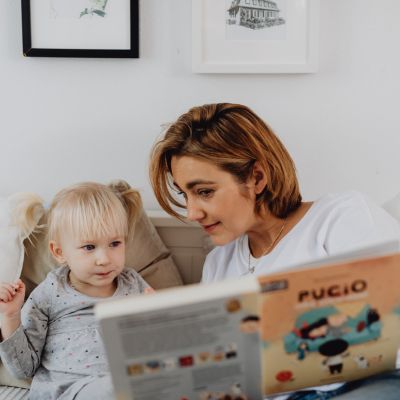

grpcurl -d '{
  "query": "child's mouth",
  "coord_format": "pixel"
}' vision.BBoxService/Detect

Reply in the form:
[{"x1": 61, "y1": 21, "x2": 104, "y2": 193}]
[{"x1": 96, "y1": 271, "x2": 112, "y2": 277}]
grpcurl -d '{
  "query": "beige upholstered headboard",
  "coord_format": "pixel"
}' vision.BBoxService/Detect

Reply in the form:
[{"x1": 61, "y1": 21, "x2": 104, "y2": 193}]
[{"x1": 147, "y1": 211, "x2": 213, "y2": 285}]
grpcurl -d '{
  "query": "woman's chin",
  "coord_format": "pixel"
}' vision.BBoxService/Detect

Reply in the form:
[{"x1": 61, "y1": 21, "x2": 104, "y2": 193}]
[{"x1": 208, "y1": 232, "x2": 237, "y2": 247}]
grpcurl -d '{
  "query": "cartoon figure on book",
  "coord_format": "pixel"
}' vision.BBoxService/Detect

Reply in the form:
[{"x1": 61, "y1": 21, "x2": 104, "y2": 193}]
[
  {"x1": 287, "y1": 305, "x2": 381, "y2": 357},
  {"x1": 149, "y1": 103, "x2": 400, "y2": 399},
  {"x1": 0, "y1": 181, "x2": 152, "y2": 400}
]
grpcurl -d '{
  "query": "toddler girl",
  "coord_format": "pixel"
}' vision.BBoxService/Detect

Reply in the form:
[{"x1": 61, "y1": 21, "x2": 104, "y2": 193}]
[{"x1": 0, "y1": 181, "x2": 151, "y2": 400}]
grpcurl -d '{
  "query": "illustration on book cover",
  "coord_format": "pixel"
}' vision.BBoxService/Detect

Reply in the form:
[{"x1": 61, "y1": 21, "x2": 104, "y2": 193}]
[{"x1": 259, "y1": 254, "x2": 400, "y2": 395}]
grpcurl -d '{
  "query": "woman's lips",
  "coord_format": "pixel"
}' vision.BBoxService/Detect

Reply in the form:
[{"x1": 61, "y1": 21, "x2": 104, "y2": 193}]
[{"x1": 202, "y1": 222, "x2": 220, "y2": 233}]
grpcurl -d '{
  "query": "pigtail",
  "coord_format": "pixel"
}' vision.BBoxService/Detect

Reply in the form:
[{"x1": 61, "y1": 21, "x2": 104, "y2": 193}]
[{"x1": 108, "y1": 180, "x2": 142, "y2": 237}]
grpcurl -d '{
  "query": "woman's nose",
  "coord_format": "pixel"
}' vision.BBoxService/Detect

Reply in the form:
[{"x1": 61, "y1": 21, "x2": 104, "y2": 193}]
[{"x1": 186, "y1": 200, "x2": 205, "y2": 222}]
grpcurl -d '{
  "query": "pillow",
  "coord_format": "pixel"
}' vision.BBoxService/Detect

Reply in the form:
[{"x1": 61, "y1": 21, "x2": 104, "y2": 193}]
[{"x1": 124, "y1": 208, "x2": 183, "y2": 289}]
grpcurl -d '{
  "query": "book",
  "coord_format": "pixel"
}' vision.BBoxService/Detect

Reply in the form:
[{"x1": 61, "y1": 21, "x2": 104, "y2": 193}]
[{"x1": 95, "y1": 241, "x2": 400, "y2": 400}]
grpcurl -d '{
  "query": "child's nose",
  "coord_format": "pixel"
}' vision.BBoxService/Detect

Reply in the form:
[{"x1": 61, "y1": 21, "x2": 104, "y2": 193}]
[{"x1": 95, "y1": 249, "x2": 110, "y2": 266}]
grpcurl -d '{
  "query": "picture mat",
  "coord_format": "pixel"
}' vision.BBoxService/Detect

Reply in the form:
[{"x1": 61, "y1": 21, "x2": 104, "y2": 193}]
[
  {"x1": 203, "y1": 0, "x2": 307, "y2": 64},
  {"x1": 30, "y1": 0, "x2": 131, "y2": 49}
]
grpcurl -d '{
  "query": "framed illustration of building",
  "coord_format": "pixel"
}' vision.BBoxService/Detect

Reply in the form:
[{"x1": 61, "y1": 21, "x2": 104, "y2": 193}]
[
  {"x1": 192, "y1": 0, "x2": 319, "y2": 73},
  {"x1": 21, "y1": 0, "x2": 139, "y2": 58}
]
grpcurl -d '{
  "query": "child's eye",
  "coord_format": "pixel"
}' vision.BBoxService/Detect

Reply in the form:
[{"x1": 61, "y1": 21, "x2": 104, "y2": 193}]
[
  {"x1": 110, "y1": 241, "x2": 122, "y2": 248},
  {"x1": 82, "y1": 244, "x2": 95, "y2": 251}
]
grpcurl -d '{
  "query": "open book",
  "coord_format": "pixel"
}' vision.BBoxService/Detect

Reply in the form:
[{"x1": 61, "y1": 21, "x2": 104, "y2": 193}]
[{"x1": 95, "y1": 241, "x2": 400, "y2": 400}]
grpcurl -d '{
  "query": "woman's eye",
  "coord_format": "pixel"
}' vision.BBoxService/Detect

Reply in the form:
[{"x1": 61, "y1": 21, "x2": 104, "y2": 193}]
[
  {"x1": 82, "y1": 244, "x2": 95, "y2": 251},
  {"x1": 198, "y1": 189, "x2": 213, "y2": 198},
  {"x1": 110, "y1": 241, "x2": 122, "y2": 248},
  {"x1": 177, "y1": 191, "x2": 187, "y2": 200}
]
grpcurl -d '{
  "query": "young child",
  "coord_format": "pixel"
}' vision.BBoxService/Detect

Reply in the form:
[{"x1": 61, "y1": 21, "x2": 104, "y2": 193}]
[{"x1": 0, "y1": 181, "x2": 152, "y2": 400}]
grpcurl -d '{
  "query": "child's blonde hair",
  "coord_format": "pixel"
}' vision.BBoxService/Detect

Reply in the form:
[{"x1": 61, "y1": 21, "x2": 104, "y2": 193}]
[{"x1": 47, "y1": 180, "x2": 142, "y2": 243}]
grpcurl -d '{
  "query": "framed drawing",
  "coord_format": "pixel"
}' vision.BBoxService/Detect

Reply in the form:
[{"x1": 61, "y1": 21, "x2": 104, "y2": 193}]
[
  {"x1": 21, "y1": 0, "x2": 139, "y2": 58},
  {"x1": 192, "y1": 0, "x2": 319, "y2": 73}
]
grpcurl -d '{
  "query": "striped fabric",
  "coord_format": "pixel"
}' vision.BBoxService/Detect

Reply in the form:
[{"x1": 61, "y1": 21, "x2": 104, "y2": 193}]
[{"x1": 0, "y1": 386, "x2": 29, "y2": 400}]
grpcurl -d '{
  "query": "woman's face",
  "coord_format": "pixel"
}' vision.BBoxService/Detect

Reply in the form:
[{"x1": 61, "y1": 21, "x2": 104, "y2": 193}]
[{"x1": 171, "y1": 156, "x2": 259, "y2": 245}]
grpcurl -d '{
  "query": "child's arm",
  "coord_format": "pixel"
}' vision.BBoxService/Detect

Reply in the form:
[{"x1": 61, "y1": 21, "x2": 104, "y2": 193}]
[
  {"x1": 0, "y1": 279, "x2": 25, "y2": 341},
  {"x1": 0, "y1": 278, "x2": 49, "y2": 379}
]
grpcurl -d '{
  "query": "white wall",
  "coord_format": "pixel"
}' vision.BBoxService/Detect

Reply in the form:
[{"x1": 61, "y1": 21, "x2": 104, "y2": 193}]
[{"x1": 1, "y1": 0, "x2": 399, "y2": 208}]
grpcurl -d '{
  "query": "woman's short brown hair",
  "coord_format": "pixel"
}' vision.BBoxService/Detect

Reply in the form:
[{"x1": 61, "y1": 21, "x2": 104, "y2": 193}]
[{"x1": 149, "y1": 103, "x2": 301, "y2": 219}]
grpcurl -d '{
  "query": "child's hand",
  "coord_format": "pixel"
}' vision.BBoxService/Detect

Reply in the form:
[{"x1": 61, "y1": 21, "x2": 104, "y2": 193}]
[
  {"x1": 0, "y1": 279, "x2": 25, "y2": 317},
  {"x1": 144, "y1": 287, "x2": 155, "y2": 294}
]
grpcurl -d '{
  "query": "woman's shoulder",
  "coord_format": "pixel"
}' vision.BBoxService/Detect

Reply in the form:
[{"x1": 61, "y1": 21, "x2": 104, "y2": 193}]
[
  {"x1": 311, "y1": 191, "x2": 400, "y2": 253},
  {"x1": 314, "y1": 190, "x2": 398, "y2": 224},
  {"x1": 314, "y1": 190, "x2": 370, "y2": 210},
  {"x1": 306, "y1": 190, "x2": 384, "y2": 223}
]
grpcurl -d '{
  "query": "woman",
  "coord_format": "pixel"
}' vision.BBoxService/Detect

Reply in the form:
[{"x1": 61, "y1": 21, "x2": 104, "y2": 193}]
[{"x1": 149, "y1": 103, "x2": 400, "y2": 399}]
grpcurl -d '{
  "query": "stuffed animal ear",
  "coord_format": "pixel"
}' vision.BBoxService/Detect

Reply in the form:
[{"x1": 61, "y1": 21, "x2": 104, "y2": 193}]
[{"x1": 8, "y1": 193, "x2": 45, "y2": 240}]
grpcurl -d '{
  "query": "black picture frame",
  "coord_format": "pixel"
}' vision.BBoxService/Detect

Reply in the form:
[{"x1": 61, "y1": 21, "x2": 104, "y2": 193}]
[{"x1": 21, "y1": 0, "x2": 139, "y2": 58}]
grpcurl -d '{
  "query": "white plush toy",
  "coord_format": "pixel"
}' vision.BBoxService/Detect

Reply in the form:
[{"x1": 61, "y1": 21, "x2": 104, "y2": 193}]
[{"x1": 0, "y1": 193, "x2": 44, "y2": 285}]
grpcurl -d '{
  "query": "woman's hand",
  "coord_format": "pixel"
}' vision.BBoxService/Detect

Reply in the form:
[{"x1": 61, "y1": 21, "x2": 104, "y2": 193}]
[{"x1": 0, "y1": 279, "x2": 25, "y2": 318}]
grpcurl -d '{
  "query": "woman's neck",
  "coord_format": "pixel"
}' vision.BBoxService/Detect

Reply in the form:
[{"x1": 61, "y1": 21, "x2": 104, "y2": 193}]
[{"x1": 247, "y1": 202, "x2": 313, "y2": 258}]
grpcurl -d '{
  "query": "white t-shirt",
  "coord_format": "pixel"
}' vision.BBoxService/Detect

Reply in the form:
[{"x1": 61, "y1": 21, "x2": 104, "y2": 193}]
[
  {"x1": 201, "y1": 191, "x2": 400, "y2": 399},
  {"x1": 202, "y1": 191, "x2": 400, "y2": 282}
]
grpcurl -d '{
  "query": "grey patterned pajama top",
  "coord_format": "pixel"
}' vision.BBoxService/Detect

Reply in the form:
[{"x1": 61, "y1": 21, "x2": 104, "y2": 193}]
[{"x1": 0, "y1": 266, "x2": 149, "y2": 400}]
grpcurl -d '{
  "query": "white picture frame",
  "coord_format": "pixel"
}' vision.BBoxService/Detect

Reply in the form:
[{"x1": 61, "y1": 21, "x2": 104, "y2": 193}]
[{"x1": 192, "y1": 0, "x2": 319, "y2": 73}]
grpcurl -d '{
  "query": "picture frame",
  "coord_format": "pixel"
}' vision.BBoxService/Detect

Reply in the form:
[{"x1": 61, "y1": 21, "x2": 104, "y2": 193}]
[
  {"x1": 192, "y1": 0, "x2": 319, "y2": 73},
  {"x1": 21, "y1": 0, "x2": 139, "y2": 58}
]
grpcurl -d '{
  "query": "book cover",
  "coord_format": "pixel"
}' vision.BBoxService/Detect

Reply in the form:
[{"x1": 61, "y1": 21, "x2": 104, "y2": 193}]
[{"x1": 259, "y1": 252, "x2": 400, "y2": 395}]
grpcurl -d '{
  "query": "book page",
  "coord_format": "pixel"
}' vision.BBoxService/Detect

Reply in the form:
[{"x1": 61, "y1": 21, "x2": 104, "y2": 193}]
[
  {"x1": 258, "y1": 253, "x2": 400, "y2": 395},
  {"x1": 99, "y1": 291, "x2": 263, "y2": 400}
]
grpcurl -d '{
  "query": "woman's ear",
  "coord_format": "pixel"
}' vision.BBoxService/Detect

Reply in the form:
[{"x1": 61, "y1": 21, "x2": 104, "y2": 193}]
[
  {"x1": 251, "y1": 162, "x2": 268, "y2": 195},
  {"x1": 49, "y1": 241, "x2": 66, "y2": 264}
]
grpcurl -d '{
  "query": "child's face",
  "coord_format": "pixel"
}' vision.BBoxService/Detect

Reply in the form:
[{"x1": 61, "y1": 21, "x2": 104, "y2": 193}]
[{"x1": 50, "y1": 231, "x2": 126, "y2": 296}]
